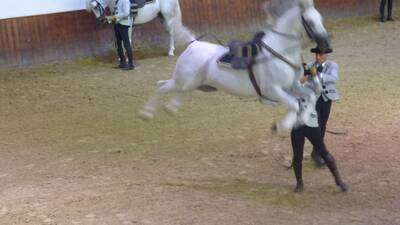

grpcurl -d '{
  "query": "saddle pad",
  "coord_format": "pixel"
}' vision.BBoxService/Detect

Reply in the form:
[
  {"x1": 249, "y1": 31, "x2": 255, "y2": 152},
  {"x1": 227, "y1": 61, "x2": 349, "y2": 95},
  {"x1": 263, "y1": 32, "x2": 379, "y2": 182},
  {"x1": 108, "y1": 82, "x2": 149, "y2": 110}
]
[
  {"x1": 217, "y1": 43, "x2": 262, "y2": 70},
  {"x1": 130, "y1": 0, "x2": 155, "y2": 8},
  {"x1": 218, "y1": 52, "x2": 235, "y2": 69}
]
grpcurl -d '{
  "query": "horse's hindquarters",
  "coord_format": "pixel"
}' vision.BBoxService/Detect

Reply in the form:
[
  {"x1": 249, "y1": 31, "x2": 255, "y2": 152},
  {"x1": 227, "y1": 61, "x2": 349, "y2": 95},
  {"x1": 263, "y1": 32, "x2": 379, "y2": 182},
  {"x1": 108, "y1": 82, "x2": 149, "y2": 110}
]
[{"x1": 175, "y1": 42, "x2": 258, "y2": 98}]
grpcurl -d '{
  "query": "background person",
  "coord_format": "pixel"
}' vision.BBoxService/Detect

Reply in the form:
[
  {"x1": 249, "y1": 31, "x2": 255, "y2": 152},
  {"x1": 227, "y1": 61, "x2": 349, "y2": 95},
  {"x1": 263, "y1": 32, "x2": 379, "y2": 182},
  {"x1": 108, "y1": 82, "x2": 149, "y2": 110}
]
[
  {"x1": 380, "y1": 0, "x2": 394, "y2": 22},
  {"x1": 107, "y1": 0, "x2": 135, "y2": 70}
]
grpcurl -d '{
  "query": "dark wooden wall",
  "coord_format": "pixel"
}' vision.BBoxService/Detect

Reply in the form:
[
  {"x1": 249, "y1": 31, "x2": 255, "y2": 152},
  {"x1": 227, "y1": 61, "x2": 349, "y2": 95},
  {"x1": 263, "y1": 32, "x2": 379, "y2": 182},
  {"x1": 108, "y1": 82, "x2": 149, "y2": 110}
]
[
  {"x1": 0, "y1": 0, "x2": 389, "y2": 67},
  {"x1": 0, "y1": 11, "x2": 112, "y2": 67}
]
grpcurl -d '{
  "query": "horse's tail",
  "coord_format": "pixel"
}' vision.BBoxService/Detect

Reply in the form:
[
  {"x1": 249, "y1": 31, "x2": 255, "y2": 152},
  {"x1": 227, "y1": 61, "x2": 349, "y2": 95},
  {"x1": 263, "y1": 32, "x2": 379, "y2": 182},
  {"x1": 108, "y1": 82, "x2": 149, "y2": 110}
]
[{"x1": 171, "y1": 1, "x2": 196, "y2": 45}]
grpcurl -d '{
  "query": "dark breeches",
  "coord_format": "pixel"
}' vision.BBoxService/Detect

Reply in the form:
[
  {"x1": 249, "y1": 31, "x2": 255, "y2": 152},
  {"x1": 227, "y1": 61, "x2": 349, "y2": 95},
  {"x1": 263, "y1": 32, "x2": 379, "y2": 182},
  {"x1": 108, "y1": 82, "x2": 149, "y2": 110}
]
[
  {"x1": 316, "y1": 96, "x2": 332, "y2": 139},
  {"x1": 291, "y1": 126, "x2": 348, "y2": 192},
  {"x1": 291, "y1": 126, "x2": 330, "y2": 171},
  {"x1": 113, "y1": 23, "x2": 133, "y2": 65},
  {"x1": 311, "y1": 96, "x2": 332, "y2": 164},
  {"x1": 380, "y1": 0, "x2": 393, "y2": 17}
]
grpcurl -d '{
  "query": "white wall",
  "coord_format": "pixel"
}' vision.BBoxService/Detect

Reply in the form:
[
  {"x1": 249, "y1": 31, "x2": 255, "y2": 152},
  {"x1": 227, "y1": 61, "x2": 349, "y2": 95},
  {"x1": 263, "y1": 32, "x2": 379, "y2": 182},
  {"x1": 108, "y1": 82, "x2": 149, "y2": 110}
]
[{"x1": 0, "y1": 0, "x2": 86, "y2": 19}]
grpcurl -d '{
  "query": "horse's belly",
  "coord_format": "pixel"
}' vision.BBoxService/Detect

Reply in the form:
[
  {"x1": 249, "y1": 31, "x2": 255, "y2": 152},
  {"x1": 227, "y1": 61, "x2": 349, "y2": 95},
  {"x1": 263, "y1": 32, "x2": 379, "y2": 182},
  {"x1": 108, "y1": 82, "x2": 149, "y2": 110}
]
[
  {"x1": 135, "y1": 5, "x2": 160, "y2": 24},
  {"x1": 206, "y1": 63, "x2": 258, "y2": 98}
]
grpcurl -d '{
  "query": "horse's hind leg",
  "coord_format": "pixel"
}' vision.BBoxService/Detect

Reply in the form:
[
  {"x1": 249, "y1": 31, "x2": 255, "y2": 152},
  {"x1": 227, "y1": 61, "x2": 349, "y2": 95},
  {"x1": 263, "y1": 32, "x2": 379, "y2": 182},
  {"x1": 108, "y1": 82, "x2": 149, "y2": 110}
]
[
  {"x1": 138, "y1": 79, "x2": 178, "y2": 119},
  {"x1": 164, "y1": 93, "x2": 182, "y2": 114}
]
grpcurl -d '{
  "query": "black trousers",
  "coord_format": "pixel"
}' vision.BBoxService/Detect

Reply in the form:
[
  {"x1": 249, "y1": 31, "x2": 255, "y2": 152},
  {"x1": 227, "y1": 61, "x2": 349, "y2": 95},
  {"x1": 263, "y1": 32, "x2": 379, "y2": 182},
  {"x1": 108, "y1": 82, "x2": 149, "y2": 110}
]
[
  {"x1": 114, "y1": 23, "x2": 133, "y2": 65},
  {"x1": 291, "y1": 126, "x2": 330, "y2": 166},
  {"x1": 380, "y1": 0, "x2": 393, "y2": 18},
  {"x1": 291, "y1": 125, "x2": 344, "y2": 187},
  {"x1": 316, "y1": 96, "x2": 332, "y2": 140},
  {"x1": 311, "y1": 96, "x2": 332, "y2": 160}
]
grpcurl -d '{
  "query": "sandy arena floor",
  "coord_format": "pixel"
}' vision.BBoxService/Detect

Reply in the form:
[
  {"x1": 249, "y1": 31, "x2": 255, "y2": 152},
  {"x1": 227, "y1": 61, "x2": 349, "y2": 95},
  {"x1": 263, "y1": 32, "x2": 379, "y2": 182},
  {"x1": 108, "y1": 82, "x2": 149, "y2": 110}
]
[{"x1": 0, "y1": 14, "x2": 399, "y2": 225}]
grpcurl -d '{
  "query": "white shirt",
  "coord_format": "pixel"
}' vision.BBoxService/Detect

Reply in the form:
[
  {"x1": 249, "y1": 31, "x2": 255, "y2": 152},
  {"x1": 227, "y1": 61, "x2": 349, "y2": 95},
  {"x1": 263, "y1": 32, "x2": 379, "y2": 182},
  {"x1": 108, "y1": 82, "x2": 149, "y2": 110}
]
[{"x1": 114, "y1": 0, "x2": 132, "y2": 26}]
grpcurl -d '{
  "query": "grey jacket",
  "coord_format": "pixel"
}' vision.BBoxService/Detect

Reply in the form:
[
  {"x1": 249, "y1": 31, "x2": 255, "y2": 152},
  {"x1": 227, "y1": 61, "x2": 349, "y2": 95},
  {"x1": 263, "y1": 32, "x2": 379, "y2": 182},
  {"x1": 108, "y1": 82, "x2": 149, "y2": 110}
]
[
  {"x1": 297, "y1": 81, "x2": 320, "y2": 128},
  {"x1": 308, "y1": 60, "x2": 340, "y2": 101},
  {"x1": 114, "y1": 0, "x2": 132, "y2": 26}
]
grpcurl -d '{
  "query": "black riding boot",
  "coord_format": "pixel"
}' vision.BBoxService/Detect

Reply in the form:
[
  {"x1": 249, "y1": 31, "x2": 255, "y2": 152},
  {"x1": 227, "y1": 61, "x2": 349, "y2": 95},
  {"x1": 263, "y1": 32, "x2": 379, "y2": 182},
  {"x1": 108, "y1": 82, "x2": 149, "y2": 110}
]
[
  {"x1": 124, "y1": 50, "x2": 135, "y2": 70},
  {"x1": 292, "y1": 160, "x2": 304, "y2": 192},
  {"x1": 122, "y1": 39, "x2": 135, "y2": 70},
  {"x1": 117, "y1": 47, "x2": 127, "y2": 68},
  {"x1": 324, "y1": 154, "x2": 349, "y2": 192}
]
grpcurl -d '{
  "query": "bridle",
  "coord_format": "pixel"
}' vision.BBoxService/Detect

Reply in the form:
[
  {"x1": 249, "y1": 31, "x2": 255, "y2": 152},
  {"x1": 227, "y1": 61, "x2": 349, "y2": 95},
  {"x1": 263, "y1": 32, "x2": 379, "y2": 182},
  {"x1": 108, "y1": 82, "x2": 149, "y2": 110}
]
[
  {"x1": 301, "y1": 15, "x2": 315, "y2": 40},
  {"x1": 91, "y1": 0, "x2": 106, "y2": 19}
]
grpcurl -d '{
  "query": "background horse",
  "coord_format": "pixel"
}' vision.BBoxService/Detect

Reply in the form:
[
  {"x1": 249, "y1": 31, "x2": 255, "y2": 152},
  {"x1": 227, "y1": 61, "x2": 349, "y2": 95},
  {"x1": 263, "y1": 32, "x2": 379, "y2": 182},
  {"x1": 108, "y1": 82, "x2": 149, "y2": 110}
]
[
  {"x1": 85, "y1": 0, "x2": 183, "y2": 56},
  {"x1": 139, "y1": 0, "x2": 329, "y2": 132}
]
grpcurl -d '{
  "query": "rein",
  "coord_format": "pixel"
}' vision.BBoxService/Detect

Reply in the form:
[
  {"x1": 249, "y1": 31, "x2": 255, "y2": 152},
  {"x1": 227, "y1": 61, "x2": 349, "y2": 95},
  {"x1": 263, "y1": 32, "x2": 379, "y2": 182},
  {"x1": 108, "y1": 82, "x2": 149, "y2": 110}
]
[
  {"x1": 258, "y1": 41, "x2": 301, "y2": 70},
  {"x1": 92, "y1": 0, "x2": 106, "y2": 18}
]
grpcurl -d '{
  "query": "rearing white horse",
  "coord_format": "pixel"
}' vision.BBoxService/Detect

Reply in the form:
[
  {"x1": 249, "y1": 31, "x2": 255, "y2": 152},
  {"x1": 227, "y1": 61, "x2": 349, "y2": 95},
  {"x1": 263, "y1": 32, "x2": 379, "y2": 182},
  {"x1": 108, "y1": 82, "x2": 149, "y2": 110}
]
[
  {"x1": 139, "y1": 0, "x2": 329, "y2": 132},
  {"x1": 85, "y1": 0, "x2": 183, "y2": 56}
]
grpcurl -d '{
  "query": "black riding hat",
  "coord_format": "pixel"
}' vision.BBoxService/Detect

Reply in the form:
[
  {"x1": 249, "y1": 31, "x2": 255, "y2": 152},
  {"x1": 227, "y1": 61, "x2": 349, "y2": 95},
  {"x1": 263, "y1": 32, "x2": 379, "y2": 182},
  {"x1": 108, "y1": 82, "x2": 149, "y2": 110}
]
[{"x1": 310, "y1": 45, "x2": 333, "y2": 54}]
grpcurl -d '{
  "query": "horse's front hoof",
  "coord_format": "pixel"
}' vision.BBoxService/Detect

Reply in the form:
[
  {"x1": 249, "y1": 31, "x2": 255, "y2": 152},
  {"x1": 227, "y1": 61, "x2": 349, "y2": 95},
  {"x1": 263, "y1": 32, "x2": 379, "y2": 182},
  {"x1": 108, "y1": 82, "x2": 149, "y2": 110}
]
[{"x1": 168, "y1": 51, "x2": 175, "y2": 57}]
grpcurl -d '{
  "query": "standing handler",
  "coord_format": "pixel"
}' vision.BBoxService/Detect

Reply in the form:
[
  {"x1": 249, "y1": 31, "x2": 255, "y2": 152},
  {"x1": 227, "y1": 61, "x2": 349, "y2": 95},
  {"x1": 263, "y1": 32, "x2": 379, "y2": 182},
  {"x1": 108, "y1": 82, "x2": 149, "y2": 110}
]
[
  {"x1": 107, "y1": 0, "x2": 135, "y2": 70},
  {"x1": 380, "y1": 0, "x2": 394, "y2": 22},
  {"x1": 291, "y1": 67, "x2": 348, "y2": 193},
  {"x1": 307, "y1": 45, "x2": 339, "y2": 167}
]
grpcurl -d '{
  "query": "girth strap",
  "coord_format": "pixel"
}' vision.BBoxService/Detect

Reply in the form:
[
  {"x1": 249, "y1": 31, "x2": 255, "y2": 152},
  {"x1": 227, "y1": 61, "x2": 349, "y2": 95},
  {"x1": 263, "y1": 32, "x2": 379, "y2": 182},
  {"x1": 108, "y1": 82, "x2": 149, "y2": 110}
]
[{"x1": 247, "y1": 62, "x2": 264, "y2": 98}]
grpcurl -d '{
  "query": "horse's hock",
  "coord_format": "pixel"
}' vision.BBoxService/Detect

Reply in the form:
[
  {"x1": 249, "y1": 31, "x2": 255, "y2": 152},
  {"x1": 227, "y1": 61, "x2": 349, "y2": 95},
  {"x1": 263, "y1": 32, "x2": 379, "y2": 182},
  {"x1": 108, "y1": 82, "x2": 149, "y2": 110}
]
[{"x1": 0, "y1": 0, "x2": 390, "y2": 68}]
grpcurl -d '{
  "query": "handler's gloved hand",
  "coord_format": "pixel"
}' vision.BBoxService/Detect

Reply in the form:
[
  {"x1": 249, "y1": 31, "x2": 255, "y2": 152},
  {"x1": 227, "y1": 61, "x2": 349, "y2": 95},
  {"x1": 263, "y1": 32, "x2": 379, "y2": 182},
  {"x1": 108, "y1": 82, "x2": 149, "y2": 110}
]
[
  {"x1": 100, "y1": 17, "x2": 108, "y2": 24},
  {"x1": 310, "y1": 66, "x2": 317, "y2": 77},
  {"x1": 105, "y1": 16, "x2": 117, "y2": 23},
  {"x1": 303, "y1": 63, "x2": 311, "y2": 76}
]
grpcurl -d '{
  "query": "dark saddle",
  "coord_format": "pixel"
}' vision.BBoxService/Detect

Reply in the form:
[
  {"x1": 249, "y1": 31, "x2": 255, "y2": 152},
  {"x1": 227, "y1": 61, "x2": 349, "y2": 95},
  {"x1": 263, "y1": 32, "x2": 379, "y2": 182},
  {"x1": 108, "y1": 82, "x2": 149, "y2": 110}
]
[
  {"x1": 218, "y1": 32, "x2": 265, "y2": 70},
  {"x1": 130, "y1": 0, "x2": 154, "y2": 14}
]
